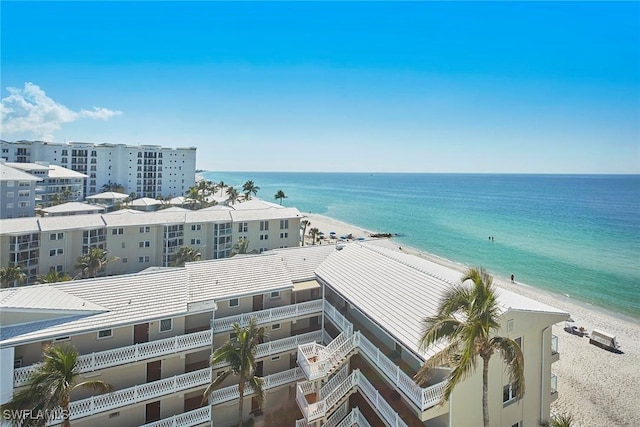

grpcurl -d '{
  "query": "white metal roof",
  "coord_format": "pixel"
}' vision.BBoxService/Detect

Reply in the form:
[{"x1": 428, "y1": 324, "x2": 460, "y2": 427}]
[
  {"x1": 130, "y1": 197, "x2": 163, "y2": 207},
  {"x1": 0, "y1": 164, "x2": 42, "y2": 182},
  {"x1": 86, "y1": 192, "x2": 129, "y2": 200},
  {"x1": 47, "y1": 165, "x2": 87, "y2": 179},
  {"x1": 38, "y1": 215, "x2": 106, "y2": 232},
  {"x1": 185, "y1": 253, "x2": 294, "y2": 304},
  {"x1": 230, "y1": 207, "x2": 302, "y2": 222},
  {"x1": 315, "y1": 242, "x2": 569, "y2": 360},
  {"x1": 0, "y1": 217, "x2": 41, "y2": 234},
  {"x1": 0, "y1": 286, "x2": 107, "y2": 312},
  {"x1": 273, "y1": 245, "x2": 336, "y2": 282},
  {"x1": 41, "y1": 202, "x2": 104, "y2": 214}
]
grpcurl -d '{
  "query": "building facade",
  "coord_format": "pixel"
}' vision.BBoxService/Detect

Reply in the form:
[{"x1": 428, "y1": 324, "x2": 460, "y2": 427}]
[
  {"x1": 0, "y1": 162, "x2": 41, "y2": 219},
  {"x1": 4, "y1": 162, "x2": 87, "y2": 207},
  {"x1": 1, "y1": 140, "x2": 196, "y2": 198},
  {"x1": 0, "y1": 202, "x2": 304, "y2": 283},
  {"x1": 0, "y1": 242, "x2": 568, "y2": 427}
]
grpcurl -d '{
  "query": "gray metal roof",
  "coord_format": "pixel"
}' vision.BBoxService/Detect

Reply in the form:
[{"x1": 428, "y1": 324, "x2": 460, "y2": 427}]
[
  {"x1": 41, "y1": 202, "x2": 104, "y2": 214},
  {"x1": 273, "y1": 245, "x2": 336, "y2": 282},
  {"x1": 0, "y1": 163, "x2": 42, "y2": 181}
]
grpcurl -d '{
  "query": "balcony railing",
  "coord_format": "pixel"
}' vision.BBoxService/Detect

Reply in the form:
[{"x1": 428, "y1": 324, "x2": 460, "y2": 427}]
[
  {"x1": 140, "y1": 406, "x2": 211, "y2": 427},
  {"x1": 296, "y1": 369, "x2": 407, "y2": 427},
  {"x1": 551, "y1": 334, "x2": 558, "y2": 355},
  {"x1": 316, "y1": 302, "x2": 448, "y2": 412},
  {"x1": 213, "y1": 300, "x2": 323, "y2": 333},
  {"x1": 15, "y1": 330, "x2": 213, "y2": 387},
  {"x1": 550, "y1": 373, "x2": 558, "y2": 395}
]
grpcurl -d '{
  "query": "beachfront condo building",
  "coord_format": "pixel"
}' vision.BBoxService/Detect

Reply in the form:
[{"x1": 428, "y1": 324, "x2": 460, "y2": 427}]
[
  {"x1": 0, "y1": 162, "x2": 41, "y2": 219},
  {"x1": 0, "y1": 140, "x2": 196, "y2": 199},
  {"x1": 0, "y1": 241, "x2": 568, "y2": 427},
  {"x1": 3, "y1": 161, "x2": 87, "y2": 207},
  {"x1": 0, "y1": 200, "x2": 303, "y2": 285}
]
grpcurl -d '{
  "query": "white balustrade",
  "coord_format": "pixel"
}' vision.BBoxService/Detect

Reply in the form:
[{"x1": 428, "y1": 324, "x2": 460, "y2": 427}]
[
  {"x1": 334, "y1": 407, "x2": 371, "y2": 427},
  {"x1": 140, "y1": 406, "x2": 211, "y2": 427},
  {"x1": 213, "y1": 300, "x2": 322, "y2": 333},
  {"x1": 15, "y1": 330, "x2": 213, "y2": 387}
]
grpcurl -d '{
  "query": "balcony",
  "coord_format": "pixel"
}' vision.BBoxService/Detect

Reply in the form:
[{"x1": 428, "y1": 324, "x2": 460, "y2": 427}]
[
  {"x1": 550, "y1": 334, "x2": 560, "y2": 363},
  {"x1": 550, "y1": 373, "x2": 558, "y2": 403},
  {"x1": 296, "y1": 403, "x2": 371, "y2": 427},
  {"x1": 213, "y1": 300, "x2": 323, "y2": 333}
]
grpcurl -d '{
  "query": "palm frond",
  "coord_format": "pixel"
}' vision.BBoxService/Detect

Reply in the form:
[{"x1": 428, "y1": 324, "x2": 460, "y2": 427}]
[
  {"x1": 491, "y1": 336, "x2": 526, "y2": 398},
  {"x1": 202, "y1": 369, "x2": 233, "y2": 403}
]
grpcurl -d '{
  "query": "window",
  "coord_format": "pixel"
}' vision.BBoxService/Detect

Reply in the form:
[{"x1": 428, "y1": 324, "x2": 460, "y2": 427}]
[
  {"x1": 54, "y1": 336, "x2": 70, "y2": 342},
  {"x1": 280, "y1": 219, "x2": 289, "y2": 229},
  {"x1": 191, "y1": 224, "x2": 201, "y2": 231},
  {"x1": 229, "y1": 298, "x2": 239, "y2": 308},
  {"x1": 6, "y1": 192, "x2": 13, "y2": 198},
  {"x1": 280, "y1": 232, "x2": 288, "y2": 239},
  {"x1": 51, "y1": 232, "x2": 64, "y2": 240},
  {"x1": 97, "y1": 329, "x2": 113, "y2": 339},
  {"x1": 270, "y1": 291, "x2": 280, "y2": 299},
  {"x1": 511, "y1": 423, "x2": 521, "y2": 427},
  {"x1": 14, "y1": 358, "x2": 23, "y2": 369},
  {"x1": 507, "y1": 319, "x2": 514, "y2": 333},
  {"x1": 503, "y1": 383, "x2": 520, "y2": 404},
  {"x1": 259, "y1": 248, "x2": 268, "y2": 253},
  {"x1": 138, "y1": 256, "x2": 150, "y2": 263},
  {"x1": 112, "y1": 228, "x2": 124, "y2": 235},
  {"x1": 260, "y1": 234, "x2": 268, "y2": 241},
  {"x1": 260, "y1": 221, "x2": 269, "y2": 231},
  {"x1": 139, "y1": 241, "x2": 151, "y2": 248},
  {"x1": 109, "y1": 412, "x2": 120, "y2": 419},
  {"x1": 122, "y1": 258, "x2": 128, "y2": 263},
  {"x1": 272, "y1": 323, "x2": 281, "y2": 330},
  {"x1": 7, "y1": 181, "x2": 14, "y2": 187},
  {"x1": 271, "y1": 356, "x2": 280, "y2": 361},
  {"x1": 19, "y1": 201, "x2": 30, "y2": 208},
  {"x1": 159, "y1": 318, "x2": 172, "y2": 332},
  {"x1": 515, "y1": 337, "x2": 522, "y2": 349},
  {"x1": 238, "y1": 222, "x2": 248, "y2": 232},
  {"x1": 49, "y1": 249, "x2": 63, "y2": 256},
  {"x1": 191, "y1": 239, "x2": 201, "y2": 245},
  {"x1": 140, "y1": 226, "x2": 150, "y2": 233},
  {"x1": 18, "y1": 190, "x2": 30, "y2": 197},
  {"x1": 6, "y1": 203, "x2": 13, "y2": 209}
]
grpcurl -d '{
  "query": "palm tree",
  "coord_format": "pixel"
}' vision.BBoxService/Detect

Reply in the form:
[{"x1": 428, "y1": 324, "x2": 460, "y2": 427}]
[
  {"x1": 171, "y1": 246, "x2": 202, "y2": 267},
  {"x1": 241, "y1": 180, "x2": 260, "y2": 201},
  {"x1": 202, "y1": 318, "x2": 266, "y2": 427},
  {"x1": 101, "y1": 182, "x2": 124, "y2": 193},
  {"x1": 309, "y1": 227, "x2": 320, "y2": 245},
  {"x1": 231, "y1": 239, "x2": 258, "y2": 256},
  {"x1": 37, "y1": 270, "x2": 72, "y2": 284},
  {"x1": 217, "y1": 181, "x2": 226, "y2": 197},
  {"x1": 0, "y1": 263, "x2": 26, "y2": 288},
  {"x1": 50, "y1": 193, "x2": 63, "y2": 206},
  {"x1": 185, "y1": 187, "x2": 201, "y2": 210},
  {"x1": 414, "y1": 267, "x2": 525, "y2": 427},
  {"x1": 274, "y1": 190, "x2": 287, "y2": 205},
  {"x1": 1, "y1": 343, "x2": 112, "y2": 427},
  {"x1": 74, "y1": 248, "x2": 118, "y2": 279},
  {"x1": 300, "y1": 220, "x2": 310, "y2": 246},
  {"x1": 541, "y1": 414, "x2": 574, "y2": 427},
  {"x1": 226, "y1": 187, "x2": 240, "y2": 205}
]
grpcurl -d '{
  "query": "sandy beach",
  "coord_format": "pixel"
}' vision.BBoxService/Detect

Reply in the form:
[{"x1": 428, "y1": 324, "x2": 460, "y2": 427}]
[{"x1": 304, "y1": 213, "x2": 640, "y2": 427}]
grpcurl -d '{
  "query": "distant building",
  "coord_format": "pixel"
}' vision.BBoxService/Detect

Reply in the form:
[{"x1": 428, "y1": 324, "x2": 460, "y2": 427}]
[
  {"x1": 0, "y1": 200, "x2": 304, "y2": 283},
  {"x1": 4, "y1": 161, "x2": 87, "y2": 207},
  {"x1": 1, "y1": 140, "x2": 197, "y2": 198},
  {"x1": 0, "y1": 161, "x2": 41, "y2": 219}
]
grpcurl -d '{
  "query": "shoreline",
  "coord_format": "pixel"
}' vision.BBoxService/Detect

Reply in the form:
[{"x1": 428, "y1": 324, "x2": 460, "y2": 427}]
[{"x1": 304, "y1": 212, "x2": 640, "y2": 426}]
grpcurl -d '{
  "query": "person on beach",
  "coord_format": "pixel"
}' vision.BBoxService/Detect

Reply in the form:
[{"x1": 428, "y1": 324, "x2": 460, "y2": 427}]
[{"x1": 511, "y1": 274, "x2": 515, "y2": 282}]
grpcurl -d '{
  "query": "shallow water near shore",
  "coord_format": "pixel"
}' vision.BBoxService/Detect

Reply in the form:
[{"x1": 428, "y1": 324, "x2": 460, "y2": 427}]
[{"x1": 204, "y1": 172, "x2": 640, "y2": 319}]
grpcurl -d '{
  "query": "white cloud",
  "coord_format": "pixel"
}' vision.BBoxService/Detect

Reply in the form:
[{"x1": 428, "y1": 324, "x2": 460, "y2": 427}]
[{"x1": 0, "y1": 82, "x2": 122, "y2": 141}]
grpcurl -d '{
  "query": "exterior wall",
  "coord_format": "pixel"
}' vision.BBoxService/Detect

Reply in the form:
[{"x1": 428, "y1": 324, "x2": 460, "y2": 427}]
[
  {"x1": 0, "y1": 347, "x2": 15, "y2": 404},
  {"x1": 1, "y1": 179, "x2": 37, "y2": 219}
]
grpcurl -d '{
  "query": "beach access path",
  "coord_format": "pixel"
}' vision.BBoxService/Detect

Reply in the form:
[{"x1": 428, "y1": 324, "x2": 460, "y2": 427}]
[{"x1": 304, "y1": 213, "x2": 640, "y2": 427}]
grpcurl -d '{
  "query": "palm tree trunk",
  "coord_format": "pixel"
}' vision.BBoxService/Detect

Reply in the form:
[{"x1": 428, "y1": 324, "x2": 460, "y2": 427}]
[
  {"x1": 62, "y1": 400, "x2": 71, "y2": 427},
  {"x1": 238, "y1": 382, "x2": 244, "y2": 427},
  {"x1": 482, "y1": 356, "x2": 490, "y2": 427}
]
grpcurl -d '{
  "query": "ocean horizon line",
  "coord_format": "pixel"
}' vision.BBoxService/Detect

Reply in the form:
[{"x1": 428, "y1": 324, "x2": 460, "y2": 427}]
[{"x1": 202, "y1": 170, "x2": 640, "y2": 177}]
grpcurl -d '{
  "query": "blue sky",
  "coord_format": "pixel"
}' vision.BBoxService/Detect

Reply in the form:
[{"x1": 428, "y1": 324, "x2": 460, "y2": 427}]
[{"x1": 1, "y1": 1, "x2": 638, "y2": 173}]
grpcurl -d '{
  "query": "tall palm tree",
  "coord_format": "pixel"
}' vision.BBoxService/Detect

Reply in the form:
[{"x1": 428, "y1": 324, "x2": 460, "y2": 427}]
[
  {"x1": 185, "y1": 187, "x2": 201, "y2": 210},
  {"x1": 74, "y1": 248, "x2": 118, "y2": 279},
  {"x1": 0, "y1": 263, "x2": 26, "y2": 288},
  {"x1": 241, "y1": 180, "x2": 260, "y2": 201},
  {"x1": 1, "y1": 343, "x2": 112, "y2": 427},
  {"x1": 274, "y1": 190, "x2": 287, "y2": 205},
  {"x1": 226, "y1": 187, "x2": 239, "y2": 205},
  {"x1": 171, "y1": 246, "x2": 202, "y2": 267},
  {"x1": 101, "y1": 182, "x2": 124, "y2": 193},
  {"x1": 414, "y1": 267, "x2": 525, "y2": 427},
  {"x1": 300, "y1": 220, "x2": 310, "y2": 246},
  {"x1": 37, "y1": 270, "x2": 72, "y2": 284},
  {"x1": 217, "y1": 181, "x2": 226, "y2": 197},
  {"x1": 309, "y1": 227, "x2": 320, "y2": 245},
  {"x1": 202, "y1": 318, "x2": 266, "y2": 427},
  {"x1": 231, "y1": 239, "x2": 258, "y2": 256}
]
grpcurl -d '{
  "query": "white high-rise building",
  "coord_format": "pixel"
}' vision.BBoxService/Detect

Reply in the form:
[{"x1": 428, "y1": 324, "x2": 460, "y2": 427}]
[{"x1": 1, "y1": 140, "x2": 197, "y2": 198}]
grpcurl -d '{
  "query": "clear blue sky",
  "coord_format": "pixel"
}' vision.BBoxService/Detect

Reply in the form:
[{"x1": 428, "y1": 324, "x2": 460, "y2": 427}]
[{"x1": 1, "y1": 1, "x2": 638, "y2": 173}]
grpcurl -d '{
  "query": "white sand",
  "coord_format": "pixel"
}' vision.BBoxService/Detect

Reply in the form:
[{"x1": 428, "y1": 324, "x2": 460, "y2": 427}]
[{"x1": 304, "y1": 213, "x2": 640, "y2": 426}]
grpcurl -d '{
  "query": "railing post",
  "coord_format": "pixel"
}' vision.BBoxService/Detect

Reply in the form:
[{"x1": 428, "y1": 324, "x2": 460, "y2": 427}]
[
  {"x1": 91, "y1": 352, "x2": 96, "y2": 371},
  {"x1": 135, "y1": 343, "x2": 139, "y2": 359},
  {"x1": 174, "y1": 335, "x2": 179, "y2": 352}
]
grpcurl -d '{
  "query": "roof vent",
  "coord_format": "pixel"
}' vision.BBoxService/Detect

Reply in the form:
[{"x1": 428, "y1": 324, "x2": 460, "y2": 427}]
[{"x1": 336, "y1": 243, "x2": 345, "y2": 251}]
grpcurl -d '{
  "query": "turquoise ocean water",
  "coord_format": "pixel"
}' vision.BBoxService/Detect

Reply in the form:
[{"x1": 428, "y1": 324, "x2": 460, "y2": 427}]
[{"x1": 203, "y1": 172, "x2": 640, "y2": 319}]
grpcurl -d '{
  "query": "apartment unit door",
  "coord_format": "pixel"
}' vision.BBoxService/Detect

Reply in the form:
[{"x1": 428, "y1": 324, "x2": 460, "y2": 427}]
[
  {"x1": 147, "y1": 360, "x2": 162, "y2": 382},
  {"x1": 145, "y1": 401, "x2": 161, "y2": 423},
  {"x1": 134, "y1": 323, "x2": 149, "y2": 344},
  {"x1": 253, "y1": 294, "x2": 263, "y2": 311}
]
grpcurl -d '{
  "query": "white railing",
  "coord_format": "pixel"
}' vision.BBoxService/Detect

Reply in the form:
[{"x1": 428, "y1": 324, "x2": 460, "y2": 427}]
[
  {"x1": 335, "y1": 407, "x2": 372, "y2": 427},
  {"x1": 550, "y1": 373, "x2": 558, "y2": 394},
  {"x1": 208, "y1": 367, "x2": 305, "y2": 405},
  {"x1": 295, "y1": 404, "x2": 370, "y2": 427},
  {"x1": 551, "y1": 334, "x2": 558, "y2": 355},
  {"x1": 319, "y1": 302, "x2": 447, "y2": 412},
  {"x1": 140, "y1": 405, "x2": 211, "y2": 427},
  {"x1": 296, "y1": 369, "x2": 407, "y2": 426},
  {"x1": 298, "y1": 331, "x2": 358, "y2": 381},
  {"x1": 213, "y1": 300, "x2": 323, "y2": 333},
  {"x1": 15, "y1": 330, "x2": 213, "y2": 387}
]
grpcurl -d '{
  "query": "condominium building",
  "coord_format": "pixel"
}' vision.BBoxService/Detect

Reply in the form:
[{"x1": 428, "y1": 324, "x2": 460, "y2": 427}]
[
  {"x1": 0, "y1": 200, "x2": 303, "y2": 284},
  {"x1": 4, "y1": 162, "x2": 87, "y2": 207},
  {"x1": 0, "y1": 162, "x2": 41, "y2": 219},
  {"x1": 0, "y1": 241, "x2": 569, "y2": 427},
  {"x1": 0, "y1": 140, "x2": 196, "y2": 198}
]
